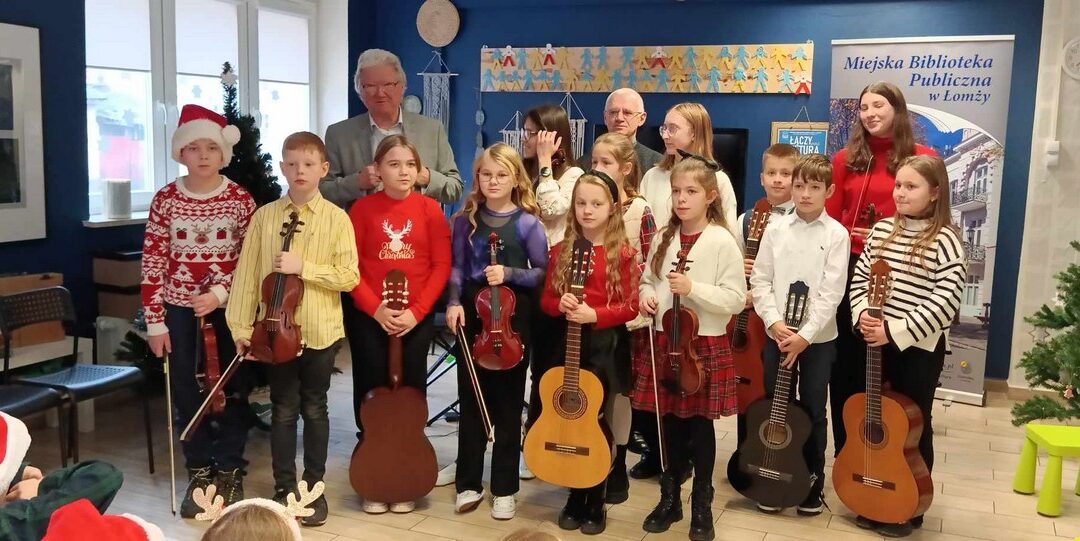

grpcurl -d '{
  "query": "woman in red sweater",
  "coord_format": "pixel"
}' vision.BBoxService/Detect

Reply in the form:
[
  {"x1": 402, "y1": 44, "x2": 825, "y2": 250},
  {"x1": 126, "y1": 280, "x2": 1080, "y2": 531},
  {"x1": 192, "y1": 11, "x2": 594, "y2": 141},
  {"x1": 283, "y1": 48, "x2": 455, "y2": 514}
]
[
  {"x1": 825, "y1": 81, "x2": 937, "y2": 455},
  {"x1": 348, "y1": 135, "x2": 451, "y2": 514}
]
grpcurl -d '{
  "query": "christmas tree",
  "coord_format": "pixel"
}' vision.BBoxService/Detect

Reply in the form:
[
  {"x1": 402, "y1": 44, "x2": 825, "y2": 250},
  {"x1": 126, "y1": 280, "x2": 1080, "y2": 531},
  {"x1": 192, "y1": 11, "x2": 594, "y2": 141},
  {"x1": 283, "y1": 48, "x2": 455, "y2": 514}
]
[
  {"x1": 1012, "y1": 241, "x2": 1080, "y2": 425},
  {"x1": 219, "y1": 62, "x2": 281, "y2": 206}
]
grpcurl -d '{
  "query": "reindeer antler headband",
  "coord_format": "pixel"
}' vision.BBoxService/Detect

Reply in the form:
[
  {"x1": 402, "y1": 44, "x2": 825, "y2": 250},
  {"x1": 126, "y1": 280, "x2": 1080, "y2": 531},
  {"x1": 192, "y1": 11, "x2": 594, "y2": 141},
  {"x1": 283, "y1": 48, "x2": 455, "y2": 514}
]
[{"x1": 193, "y1": 480, "x2": 325, "y2": 541}]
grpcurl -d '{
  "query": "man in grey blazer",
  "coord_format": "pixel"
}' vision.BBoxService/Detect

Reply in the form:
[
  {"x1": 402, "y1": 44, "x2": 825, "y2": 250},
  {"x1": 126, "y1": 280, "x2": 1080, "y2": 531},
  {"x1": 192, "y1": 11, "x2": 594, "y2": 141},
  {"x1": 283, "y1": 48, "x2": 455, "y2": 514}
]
[
  {"x1": 578, "y1": 87, "x2": 663, "y2": 173},
  {"x1": 320, "y1": 49, "x2": 463, "y2": 208}
]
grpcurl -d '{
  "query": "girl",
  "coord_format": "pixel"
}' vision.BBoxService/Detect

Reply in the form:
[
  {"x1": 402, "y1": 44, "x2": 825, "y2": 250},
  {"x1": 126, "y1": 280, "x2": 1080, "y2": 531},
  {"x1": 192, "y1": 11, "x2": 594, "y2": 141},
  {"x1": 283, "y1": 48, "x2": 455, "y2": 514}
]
[
  {"x1": 639, "y1": 102, "x2": 737, "y2": 239},
  {"x1": 523, "y1": 104, "x2": 586, "y2": 247},
  {"x1": 589, "y1": 132, "x2": 658, "y2": 503},
  {"x1": 348, "y1": 135, "x2": 451, "y2": 514},
  {"x1": 826, "y1": 81, "x2": 937, "y2": 456},
  {"x1": 540, "y1": 174, "x2": 639, "y2": 535},
  {"x1": 849, "y1": 155, "x2": 965, "y2": 538},
  {"x1": 634, "y1": 158, "x2": 746, "y2": 541},
  {"x1": 445, "y1": 143, "x2": 548, "y2": 520}
]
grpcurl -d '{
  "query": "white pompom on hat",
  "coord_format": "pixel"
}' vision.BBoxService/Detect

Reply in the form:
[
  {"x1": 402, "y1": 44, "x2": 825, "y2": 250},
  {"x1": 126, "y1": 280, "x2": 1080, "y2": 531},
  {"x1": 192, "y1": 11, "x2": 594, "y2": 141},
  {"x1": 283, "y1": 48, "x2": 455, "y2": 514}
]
[
  {"x1": 0, "y1": 411, "x2": 31, "y2": 492},
  {"x1": 171, "y1": 104, "x2": 241, "y2": 165},
  {"x1": 42, "y1": 498, "x2": 166, "y2": 541}
]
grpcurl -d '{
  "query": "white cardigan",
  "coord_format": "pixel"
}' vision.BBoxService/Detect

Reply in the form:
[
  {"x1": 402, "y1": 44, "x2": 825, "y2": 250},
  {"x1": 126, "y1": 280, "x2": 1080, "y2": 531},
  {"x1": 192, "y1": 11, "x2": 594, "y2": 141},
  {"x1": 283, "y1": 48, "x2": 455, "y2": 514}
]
[
  {"x1": 639, "y1": 166, "x2": 739, "y2": 241},
  {"x1": 535, "y1": 166, "x2": 585, "y2": 247},
  {"x1": 640, "y1": 222, "x2": 746, "y2": 336}
]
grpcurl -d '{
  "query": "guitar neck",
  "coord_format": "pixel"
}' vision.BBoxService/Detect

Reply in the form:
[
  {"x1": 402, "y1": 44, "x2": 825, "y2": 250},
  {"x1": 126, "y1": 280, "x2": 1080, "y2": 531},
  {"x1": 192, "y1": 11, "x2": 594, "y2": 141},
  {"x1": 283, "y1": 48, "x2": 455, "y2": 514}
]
[
  {"x1": 769, "y1": 365, "x2": 795, "y2": 427},
  {"x1": 564, "y1": 320, "x2": 582, "y2": 391},
  {"x1": 865, "y1": 307, "x2": 883, "y2": 425}
]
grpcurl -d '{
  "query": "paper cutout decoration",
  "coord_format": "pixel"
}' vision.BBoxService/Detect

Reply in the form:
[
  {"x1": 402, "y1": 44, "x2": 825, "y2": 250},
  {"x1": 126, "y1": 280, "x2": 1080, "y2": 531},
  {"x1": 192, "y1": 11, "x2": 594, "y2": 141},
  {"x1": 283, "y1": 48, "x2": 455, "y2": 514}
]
[{"x1": 481, "y1": 42, "x2": 813, "y2": 94}]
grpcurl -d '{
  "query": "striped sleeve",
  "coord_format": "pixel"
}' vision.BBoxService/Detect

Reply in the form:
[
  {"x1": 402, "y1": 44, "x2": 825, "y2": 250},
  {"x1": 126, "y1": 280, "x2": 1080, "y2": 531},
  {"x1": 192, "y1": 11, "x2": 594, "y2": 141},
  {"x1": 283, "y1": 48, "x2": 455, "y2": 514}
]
[
  {"x1": 225, "y1": 205, "x2": 268, "y2": 342},
  {"x1": 885, "y1": 229, "x2": 967, "y2": 350}
]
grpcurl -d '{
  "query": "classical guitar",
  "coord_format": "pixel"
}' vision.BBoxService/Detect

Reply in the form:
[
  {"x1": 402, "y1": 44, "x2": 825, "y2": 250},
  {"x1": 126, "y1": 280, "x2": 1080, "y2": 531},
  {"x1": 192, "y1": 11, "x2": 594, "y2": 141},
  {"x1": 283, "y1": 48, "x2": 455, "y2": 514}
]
[
  {"x1": 832, "y1": 259, "x2": 933, "y2": 524},
  {"x1": 730, "y1": 198, "x2": 773, "y2": 413},
  {"x1": 730, "y1": 281, "x2": 814, "y2": 507},
  {"x1": 350, "y1": 270, "x2": 438, "y2": 504},
  {"x1": 473, "y1": 232, "x2": 524, "y2": 370},
  {"x1": 523, "y1": 238, "x2": 611, "y2": 489}
]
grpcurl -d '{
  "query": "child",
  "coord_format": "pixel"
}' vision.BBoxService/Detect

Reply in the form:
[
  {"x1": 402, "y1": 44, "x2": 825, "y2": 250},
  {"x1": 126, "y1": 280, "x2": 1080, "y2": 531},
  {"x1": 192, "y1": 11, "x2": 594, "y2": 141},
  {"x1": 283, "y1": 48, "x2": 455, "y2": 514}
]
[
  {"x1": 140, "y1": 104, "x2": 255, "y2": 516},
  {"x1": 522, "y1": 104, "x2": 586, "y2": 248},
  {"x1": 40, "y1": 498, "x2": 164, "y2": 541},
  {"x1": 349, "y1": 134, "x2": 451, "y2": 514},
  {"x1": 848, "y1": 154, "x2": 966, "y2": 537},
  {"x1": 634, "y1": 158, "x2": 746, "y2": 541},
  {"x1": 749, "y1": 154, "x2": 849, "y2": 515},
  {"x1": 446, "y1": 143, "x2": 548, "y2": 520},
  {"x1": 226, "y1": 131, "x2": 360, "y2": 527},
  {"x1": 735, "y1": 143, "x2": 799, "y2": 253},
  {"x1": 197, "y1": 481, "x2": 325, "y2": 541},
  {"x1": 639, "y1": 103, "x2": 737, "y2": 238},
  {"x1": 0, "y1": 413, "x2": 125, "y2": 540},
  {"x1": 589, "y1": 132, "x2": 658, "y2": 501},
  {"x1": 540, "y1": 174, "x2": 639, "y2": 535}
]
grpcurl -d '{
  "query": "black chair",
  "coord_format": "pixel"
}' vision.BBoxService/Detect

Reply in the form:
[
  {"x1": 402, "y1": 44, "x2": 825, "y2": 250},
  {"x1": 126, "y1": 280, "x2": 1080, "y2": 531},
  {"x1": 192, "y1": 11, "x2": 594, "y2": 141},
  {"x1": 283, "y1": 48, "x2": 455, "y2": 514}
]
[
  {"x1": 0, "y1": 287, "x2": 153, "y2": 472},
  {"x1": 0, "y1": 383, "x2": 68, "y2": 466}
]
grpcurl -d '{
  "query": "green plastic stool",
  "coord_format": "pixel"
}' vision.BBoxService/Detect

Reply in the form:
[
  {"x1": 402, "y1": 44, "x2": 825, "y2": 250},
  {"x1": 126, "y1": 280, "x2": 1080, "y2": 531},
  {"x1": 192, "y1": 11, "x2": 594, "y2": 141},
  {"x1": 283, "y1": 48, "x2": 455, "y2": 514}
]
[{"x1": 1013, "y1": 424, "x2": 1080, "y2": 517}]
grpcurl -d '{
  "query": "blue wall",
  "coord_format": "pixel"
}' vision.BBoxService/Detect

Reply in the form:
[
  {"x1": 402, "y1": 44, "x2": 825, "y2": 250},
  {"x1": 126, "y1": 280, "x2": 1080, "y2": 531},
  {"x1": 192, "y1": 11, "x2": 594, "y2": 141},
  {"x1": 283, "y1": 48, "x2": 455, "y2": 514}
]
[
  {"x1": 0, "y1": 2, "x2": 145, "y2": 332},
  {"x1": 355, "y1": 0, "x2": 1042, "y2": 379}
]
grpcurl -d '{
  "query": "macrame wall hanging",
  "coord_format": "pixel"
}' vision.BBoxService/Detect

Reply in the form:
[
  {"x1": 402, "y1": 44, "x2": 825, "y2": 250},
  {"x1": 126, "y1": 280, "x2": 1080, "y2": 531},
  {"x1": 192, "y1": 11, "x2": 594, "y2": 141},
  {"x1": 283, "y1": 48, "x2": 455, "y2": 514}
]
[
  {"x1": 418, "y1": 51, "x2": 458, "y2": 133},
  {"x1": 500, "y1": 111, "x2": 524, "y2": 155},
  {"x1": 560, "y1": 92, "x2": 587, "y2": 161}
]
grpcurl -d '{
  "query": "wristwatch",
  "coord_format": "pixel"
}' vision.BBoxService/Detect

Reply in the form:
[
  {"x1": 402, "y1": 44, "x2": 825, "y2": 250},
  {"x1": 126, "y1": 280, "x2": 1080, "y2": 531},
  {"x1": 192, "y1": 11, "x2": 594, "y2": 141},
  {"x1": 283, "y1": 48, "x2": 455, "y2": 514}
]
[{"x1": 539, "y1": 166, "x2": 553, "y2": 178}]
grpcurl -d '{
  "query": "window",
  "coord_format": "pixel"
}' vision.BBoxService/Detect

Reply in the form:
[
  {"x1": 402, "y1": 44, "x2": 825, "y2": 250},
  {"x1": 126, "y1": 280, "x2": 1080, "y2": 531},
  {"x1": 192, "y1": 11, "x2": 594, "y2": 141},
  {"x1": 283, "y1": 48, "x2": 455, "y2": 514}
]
[
  {"x1": 971, "y1": 162, "x2": 988, "y2": 193},
  {"x1": 85, "y1": 0, "x2": 317, "y2": 215}
]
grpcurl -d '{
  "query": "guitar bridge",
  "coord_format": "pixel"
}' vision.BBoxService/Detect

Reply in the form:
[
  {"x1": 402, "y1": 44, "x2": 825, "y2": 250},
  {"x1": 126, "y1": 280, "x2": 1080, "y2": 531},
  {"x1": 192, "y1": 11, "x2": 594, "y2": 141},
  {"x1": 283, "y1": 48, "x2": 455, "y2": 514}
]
[
  {"x1": 853, "y1": 473, "x2": 896, "y2": 490},
  {"x1": 544, "y1": 442, "x2": 590, "y2": 456},
  {"x1": 748, "y1": 464, "x2": 793, "y2": 482}
]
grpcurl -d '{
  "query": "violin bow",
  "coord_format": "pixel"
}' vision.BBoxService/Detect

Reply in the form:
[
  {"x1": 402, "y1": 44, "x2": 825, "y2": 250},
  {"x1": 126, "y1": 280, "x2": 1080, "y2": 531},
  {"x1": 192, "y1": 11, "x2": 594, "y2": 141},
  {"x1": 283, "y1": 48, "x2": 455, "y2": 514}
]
[
  {"x1": 456, "y1": 326, "x2": 493, "y2": 442},
  {"x1": 648, "y1": 322, "x2": 668, "y2": 472},
  {"x1": 162, "y1": 352, "x2": 177, "y2": 514},
  {"x1": 180, "y1": 350, "x2": 245, "y2": 442}
]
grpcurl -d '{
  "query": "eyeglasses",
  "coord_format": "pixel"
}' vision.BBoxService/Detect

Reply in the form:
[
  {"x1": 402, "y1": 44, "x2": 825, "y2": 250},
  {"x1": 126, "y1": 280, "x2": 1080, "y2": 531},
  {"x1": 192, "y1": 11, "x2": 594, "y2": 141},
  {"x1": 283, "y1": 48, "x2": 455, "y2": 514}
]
[
  {"x1": 521, "y1": 128, "x2": 539, "y2": 140},
  {"x1": 477, "y1": 171, "x2": 513, "y2": 184},
  {"x1": 604, "y1": 109, "x2": 643, "y2": 119},
  {"x1": 676, "y1": 149, "x2": 720, "y2": 171},
  {"x1": 659, "y1": 124, "x2": 684, "y2": 137},
  {"x1": 361, "y1": 81, "x2": 402, "y2": 94}
]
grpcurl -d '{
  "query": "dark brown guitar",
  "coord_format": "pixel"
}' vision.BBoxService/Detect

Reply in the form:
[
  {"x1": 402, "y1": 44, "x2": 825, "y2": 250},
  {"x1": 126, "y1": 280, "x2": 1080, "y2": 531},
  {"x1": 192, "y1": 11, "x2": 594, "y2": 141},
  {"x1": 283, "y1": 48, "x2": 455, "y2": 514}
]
[
  {"x1": 349, "y1": 270, "x2": 437, "y2": 503},
  {"x1": 730, "y1": 198, "x2": 772, "y2": 412}
]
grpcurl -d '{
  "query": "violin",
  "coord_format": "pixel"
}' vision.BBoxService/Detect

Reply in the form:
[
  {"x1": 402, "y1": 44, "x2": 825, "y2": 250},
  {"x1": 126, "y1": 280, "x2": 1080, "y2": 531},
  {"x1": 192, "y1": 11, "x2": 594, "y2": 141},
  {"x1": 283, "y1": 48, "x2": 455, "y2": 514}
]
[
  {"x1": 473, "y1": 232, "x2": 524, "y2": 370},
  {"x1": 250, "y1": 211, "x2": 305, "y2": 364},
  {"x1": 194, "y1": 277, "x2": 225, "y2": 414},
  {"x1": 659, "y1": 249, "x2": 704, "y2": 396}
]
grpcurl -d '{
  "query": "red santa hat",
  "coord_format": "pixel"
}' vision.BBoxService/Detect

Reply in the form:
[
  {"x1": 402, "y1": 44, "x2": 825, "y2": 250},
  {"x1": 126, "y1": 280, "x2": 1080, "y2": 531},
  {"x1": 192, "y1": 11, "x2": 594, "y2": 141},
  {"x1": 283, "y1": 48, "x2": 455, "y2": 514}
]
[
  {"x1": 42, "y1": 498, "x2": 166, "y2": 541},
  {"x1": 0, "y1": 411, "x2": 31, "y2": 492},
  {"x1": 171, "y1": 104, "x2": 241, "y2": 165}
]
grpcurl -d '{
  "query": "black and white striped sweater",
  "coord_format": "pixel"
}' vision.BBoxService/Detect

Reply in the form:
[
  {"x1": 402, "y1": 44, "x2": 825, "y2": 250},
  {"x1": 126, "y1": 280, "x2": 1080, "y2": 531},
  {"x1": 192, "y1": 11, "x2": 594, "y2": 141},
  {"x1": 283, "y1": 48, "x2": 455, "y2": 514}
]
[{"x1": 850, "y1": 216, "x2": 968, "y2": 352}]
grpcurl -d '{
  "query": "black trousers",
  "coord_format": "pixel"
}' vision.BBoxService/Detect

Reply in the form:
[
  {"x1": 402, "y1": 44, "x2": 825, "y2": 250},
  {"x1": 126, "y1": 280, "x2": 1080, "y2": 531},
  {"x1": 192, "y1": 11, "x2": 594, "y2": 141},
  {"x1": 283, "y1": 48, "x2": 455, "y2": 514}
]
[
  {"x1": 343, "y1": 294, "x2": 368, "y2": 432},
  {"x1": 663, "y1": 414, "x2": 715, "y2": 485},
  {"x1": 454, "y1": 282, "x2": 532, "y2": 496},
  {"x1": 883, "y1": 337, "x2": 946, "y2": 473},
  {"x1": 269, "y1": 340, "x2": 340, "y2": 490},
  {"x1": 164, "y1": 304, "x2": 251, "y2": 471},
  {"x1": 830, "y1": 257, "x2": 865, "y2": 455},
  {"x1": 525, "y1": 311, "x2": 563, "y2": 429},
  {"x1": 353, "y1": 311, "x2": 436, "y2": 397}
]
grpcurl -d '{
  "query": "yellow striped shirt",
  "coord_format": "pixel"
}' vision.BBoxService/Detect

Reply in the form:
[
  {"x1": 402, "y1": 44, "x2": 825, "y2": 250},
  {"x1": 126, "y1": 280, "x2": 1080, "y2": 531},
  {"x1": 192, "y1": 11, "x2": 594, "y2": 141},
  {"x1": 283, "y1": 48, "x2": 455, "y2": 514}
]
[{"x1": 226, "y1": 192, "x2": 359, "y2": 350}]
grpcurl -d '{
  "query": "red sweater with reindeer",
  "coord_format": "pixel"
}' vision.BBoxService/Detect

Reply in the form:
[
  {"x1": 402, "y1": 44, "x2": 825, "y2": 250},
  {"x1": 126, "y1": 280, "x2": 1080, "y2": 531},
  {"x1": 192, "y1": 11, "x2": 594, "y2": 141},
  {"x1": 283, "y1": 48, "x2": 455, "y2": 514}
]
[
  {"x1": 349, "y1": 191, "x2": 451, "y2": 321},
  {"x1": 140, "y1": 177, "x2": 256, "y2": 336}
]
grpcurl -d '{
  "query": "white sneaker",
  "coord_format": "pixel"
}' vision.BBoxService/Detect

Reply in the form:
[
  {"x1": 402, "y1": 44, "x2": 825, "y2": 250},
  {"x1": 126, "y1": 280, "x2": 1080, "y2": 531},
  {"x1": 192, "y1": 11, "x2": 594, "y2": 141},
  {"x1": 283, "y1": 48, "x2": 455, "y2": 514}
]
[
  {"x1": 491, "y1": 495, "x2": 516, "y2": 520},
  {"x1": 455, "y1": 489, "x2": 484, "y2": 513},
  {"x1": 390, "y1": 501, "x2": 416, "y2": 513},
  {"x1": 363, "y1": 501, "x2": 388, "y2": 514},
  {"x1": 757, "y1": 502, "x2": 782, "y2": 514},
  {"x1": 436, "y1": 463, "x2": 457, "y2": 487},
  {"x1": 518, "y1": 456, "x2": 535, "y2": 480}
]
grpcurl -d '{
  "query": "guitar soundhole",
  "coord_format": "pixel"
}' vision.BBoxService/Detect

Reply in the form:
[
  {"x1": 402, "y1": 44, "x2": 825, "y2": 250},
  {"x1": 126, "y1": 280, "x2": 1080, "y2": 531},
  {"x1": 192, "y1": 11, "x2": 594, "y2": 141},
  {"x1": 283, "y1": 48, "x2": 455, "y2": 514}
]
[
  {"x1": 863, "y1": 421, "x2": 886, "y2": 446},
  {"x1": 759, "y1": 422, "x2": 791, "y2": 449},
  {"x1": 555, "y1": 387, "x2": 587, "y2": 420},
  {"x1": 730, "y1": 330, "x2": 747, "y2": 349}
]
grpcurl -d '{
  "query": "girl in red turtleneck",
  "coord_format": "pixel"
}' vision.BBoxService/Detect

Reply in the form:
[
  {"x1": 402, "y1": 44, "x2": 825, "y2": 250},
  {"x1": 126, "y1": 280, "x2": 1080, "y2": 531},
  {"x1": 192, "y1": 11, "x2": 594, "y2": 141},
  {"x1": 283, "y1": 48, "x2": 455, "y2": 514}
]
[{"x1": 825, "y1": 81, "x2": 937, "y2": 458}]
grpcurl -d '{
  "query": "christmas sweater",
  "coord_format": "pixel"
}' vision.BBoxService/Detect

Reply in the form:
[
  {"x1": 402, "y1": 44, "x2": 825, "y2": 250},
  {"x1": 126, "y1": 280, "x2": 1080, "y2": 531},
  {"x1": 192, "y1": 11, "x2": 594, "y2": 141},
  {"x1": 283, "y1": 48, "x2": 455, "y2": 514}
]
[
  {"x1": 140, "y1": 176, "x2": 256, "y2": 335},
  {"x1": 349, "y1": 191, "x2": 451, "y2": 321}
]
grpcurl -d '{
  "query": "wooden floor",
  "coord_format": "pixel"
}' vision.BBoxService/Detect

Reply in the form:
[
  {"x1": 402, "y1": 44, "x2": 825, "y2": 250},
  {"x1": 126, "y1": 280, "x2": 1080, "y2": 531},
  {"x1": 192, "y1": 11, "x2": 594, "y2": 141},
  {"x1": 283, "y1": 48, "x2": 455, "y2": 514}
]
[{"x1": 21, "y1": 345, "x2": 1080, "y2": 541}]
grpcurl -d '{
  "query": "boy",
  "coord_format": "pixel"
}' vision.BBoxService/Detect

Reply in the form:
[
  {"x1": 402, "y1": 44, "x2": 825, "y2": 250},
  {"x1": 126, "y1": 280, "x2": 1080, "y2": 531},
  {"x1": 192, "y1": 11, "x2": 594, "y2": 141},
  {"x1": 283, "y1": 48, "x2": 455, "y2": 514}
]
[
  {"x1": 226, "y1": 131, "x2": 359, "y2": 527},
  {"x1": 140, "y1": 104, "x2": 255, "y2": 517},
  {"x1": 749, "y1": 153, "x2": 849, "y2": 515},
  {"x1": 1, "y1": 412, "x2": 125, "y2": 540},
  {"x1": 735, "y1": 143, "x2": 799, "y2": 254}
]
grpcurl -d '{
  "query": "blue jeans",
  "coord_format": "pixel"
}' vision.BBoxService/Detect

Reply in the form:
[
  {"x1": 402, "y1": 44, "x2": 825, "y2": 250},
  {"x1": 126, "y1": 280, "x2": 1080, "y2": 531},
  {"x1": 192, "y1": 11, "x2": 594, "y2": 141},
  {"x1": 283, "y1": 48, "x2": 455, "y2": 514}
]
[{"x1": 762, "y1": 338, "x2": 835, "y2": 493}]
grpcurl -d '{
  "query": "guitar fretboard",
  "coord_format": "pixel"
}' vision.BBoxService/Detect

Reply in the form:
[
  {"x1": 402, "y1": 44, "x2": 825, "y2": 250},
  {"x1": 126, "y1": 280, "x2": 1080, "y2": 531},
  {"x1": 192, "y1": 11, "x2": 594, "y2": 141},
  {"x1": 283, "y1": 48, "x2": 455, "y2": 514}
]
[
  {"x1": 866, "y1": 306, "x2": 883, "y2": 425},
  {"x1": 562, "y1": 284, "x2": 584, "y2": 392}
]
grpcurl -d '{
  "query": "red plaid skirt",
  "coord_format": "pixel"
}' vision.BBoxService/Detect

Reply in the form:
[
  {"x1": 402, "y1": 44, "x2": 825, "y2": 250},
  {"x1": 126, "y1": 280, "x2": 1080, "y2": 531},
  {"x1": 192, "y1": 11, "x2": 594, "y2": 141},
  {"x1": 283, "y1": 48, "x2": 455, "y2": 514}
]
[{"x1": 630, "y1": 330, "x2": 736, "y2": 419}]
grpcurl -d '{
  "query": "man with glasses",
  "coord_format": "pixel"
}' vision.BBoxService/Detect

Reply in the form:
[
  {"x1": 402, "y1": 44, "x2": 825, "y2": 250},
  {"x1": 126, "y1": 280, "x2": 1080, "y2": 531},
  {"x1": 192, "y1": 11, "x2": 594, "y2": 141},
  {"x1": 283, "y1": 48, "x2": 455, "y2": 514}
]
[
  {"x1": 320, "y1": 48, "x2": 463, "y2": 208},
  {"x1": 320, "y1": 49, "x2": 462, "y2": 443},
  {"x1": 579, "y1": 87, "x2": 663, "y2": 172}
]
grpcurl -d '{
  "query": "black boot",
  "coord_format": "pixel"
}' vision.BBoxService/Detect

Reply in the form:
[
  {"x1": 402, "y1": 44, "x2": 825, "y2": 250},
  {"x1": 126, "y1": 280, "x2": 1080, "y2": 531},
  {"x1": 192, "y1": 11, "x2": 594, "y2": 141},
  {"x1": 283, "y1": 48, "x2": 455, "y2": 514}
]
[
  {"x1": 629, "y1": 453, "x2": 661, "y2": 479},
  {"x1": 213, "y1": 468, "x2": 245, "y2": 507},
  {"x1": 689, "y1": 481, "x2": 715, "y2": 541},
  {"x1": 558, "y1": 489, "x2": 588, "y2": 530},
  {"x1": 580, "y1": 484, "x2": 607, "y2": 535},
  {"x1": 606, "y1": 446, "x2": 630, "y2": 504},
  {"x1": 179, "y1": 466, "x2": 214, "y2": 519},
  {"x1": 642, "y1": 471, "x2": 683, "y2": 533}
]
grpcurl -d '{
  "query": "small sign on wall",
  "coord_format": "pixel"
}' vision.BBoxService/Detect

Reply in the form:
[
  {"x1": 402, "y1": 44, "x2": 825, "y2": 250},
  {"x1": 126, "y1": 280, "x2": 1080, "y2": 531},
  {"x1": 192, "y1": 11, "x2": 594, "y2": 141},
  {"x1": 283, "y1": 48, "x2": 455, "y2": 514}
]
[{"x1": 771, "y1": 122, "x2": 829, "y2": 154}]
